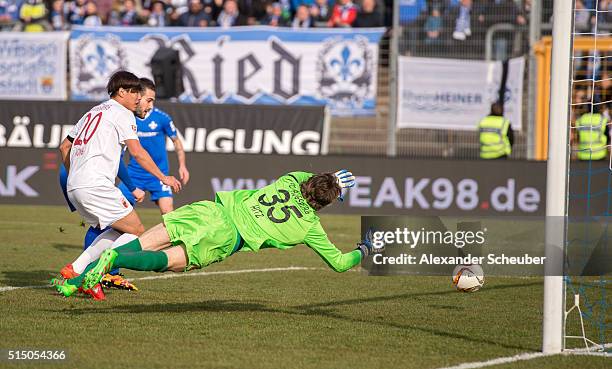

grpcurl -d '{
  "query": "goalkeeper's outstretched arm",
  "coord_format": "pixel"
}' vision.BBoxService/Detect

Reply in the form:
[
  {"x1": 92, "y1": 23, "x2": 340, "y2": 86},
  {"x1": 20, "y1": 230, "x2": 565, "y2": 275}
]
[{"x1": 304, "y1": 222, "x2": 362, "y2": 273}]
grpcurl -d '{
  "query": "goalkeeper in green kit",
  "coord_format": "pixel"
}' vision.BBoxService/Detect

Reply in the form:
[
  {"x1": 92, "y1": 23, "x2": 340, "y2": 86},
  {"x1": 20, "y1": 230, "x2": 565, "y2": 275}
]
[{"x1": 53, "y1": 170, "x2": 378, "y2": 298}]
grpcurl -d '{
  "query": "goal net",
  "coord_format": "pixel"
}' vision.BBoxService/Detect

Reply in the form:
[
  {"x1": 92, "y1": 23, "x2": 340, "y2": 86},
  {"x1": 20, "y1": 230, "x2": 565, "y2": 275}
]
[
  {"x1": 544, "y1": 0, "x2": 611, "y2": 354},
  {"x1": 543, "y1": 0, "x2": 610, "y2": 354}
]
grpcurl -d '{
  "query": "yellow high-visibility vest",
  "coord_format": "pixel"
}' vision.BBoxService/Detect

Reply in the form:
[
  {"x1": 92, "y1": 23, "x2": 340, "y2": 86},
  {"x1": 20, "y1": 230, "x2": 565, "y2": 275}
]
[
  {"x1": 576, "y1": 113, "x2": 608, "y2": 161},
  {"x1": 478, "y1": 115, "x2": 511, "y2": 159}
]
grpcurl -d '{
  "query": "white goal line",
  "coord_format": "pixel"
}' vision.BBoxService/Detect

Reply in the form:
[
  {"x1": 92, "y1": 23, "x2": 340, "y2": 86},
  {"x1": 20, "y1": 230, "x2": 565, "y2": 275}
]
[
  {"x1": 0, "y1": 266, "x2": 325, "y2": 293},
  {"x1": 436, "y1": 343, "x2": 611, "y2": 369}
]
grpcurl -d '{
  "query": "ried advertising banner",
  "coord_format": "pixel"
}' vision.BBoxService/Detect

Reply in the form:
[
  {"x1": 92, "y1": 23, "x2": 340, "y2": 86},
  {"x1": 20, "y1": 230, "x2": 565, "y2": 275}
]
[
  {"x1": 0, "y1": 32, "x2": 69, "y2": 100},
  {"x1": 69, "y1": 26, "x2": 385, "y2": 116},
  {"x1": 397, "y1": 56, "x2": 524, "y2": 131}
]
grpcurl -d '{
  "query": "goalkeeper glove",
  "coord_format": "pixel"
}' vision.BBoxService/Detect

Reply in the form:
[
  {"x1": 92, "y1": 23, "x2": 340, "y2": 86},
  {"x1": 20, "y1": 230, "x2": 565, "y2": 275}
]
[
  {"x1": 356, "y1": 228, "x2": 383, "y2": 257},
  {"x1": 334, "y1": 169, "x2": 355, "y2": 201}
]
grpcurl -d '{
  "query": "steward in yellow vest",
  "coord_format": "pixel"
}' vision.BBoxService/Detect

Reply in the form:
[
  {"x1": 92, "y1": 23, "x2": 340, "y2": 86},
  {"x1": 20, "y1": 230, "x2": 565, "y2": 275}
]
[
  {"x1": 575, "y1": 112, "x2": 609, "y2": 161},
  {"x1": 19, "y1": 0, "x2": 48, "y2": 32},
  {"x1": 478, "y1": 102, "x2": 513, "y2": 159}
]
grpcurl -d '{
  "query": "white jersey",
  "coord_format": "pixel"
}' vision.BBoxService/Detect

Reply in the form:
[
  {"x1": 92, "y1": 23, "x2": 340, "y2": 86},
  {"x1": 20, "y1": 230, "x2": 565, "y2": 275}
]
[{"x1": 67, "y1": 99, "x2": 138, "y2": 191}]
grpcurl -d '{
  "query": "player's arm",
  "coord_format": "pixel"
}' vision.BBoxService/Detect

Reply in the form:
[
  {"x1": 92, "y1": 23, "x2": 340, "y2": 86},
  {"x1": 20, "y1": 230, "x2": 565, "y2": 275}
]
[
  {"x1": 304, "y1": 222, "x2": 362, "y2": 273},
  {"x1": 171, "y1": 137, "x2": 190, "y2": 185},
  {"x1": 117, "y1": 157, "x2": 144, "y2": 203},
  {"x1": 164, "y1": 116, "x2": 190, "y2": 185},
  {"x1": 117, "y1": 159, "x2": 134, "y2": 191},
  {"x1": 61, "y1": 113, "x2": 88, "y2": 172},
  {"x1": 59, "y1": 136, "x2": 74, "y2": 172},
  {"x1": 125, "y1": 139, "x2": 182, "y2": 193}
]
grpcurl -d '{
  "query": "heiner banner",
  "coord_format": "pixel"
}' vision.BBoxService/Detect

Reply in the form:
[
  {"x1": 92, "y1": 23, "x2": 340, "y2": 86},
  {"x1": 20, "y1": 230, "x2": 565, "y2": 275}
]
[
  {"x1": 69, "y1": 26, "x2": 385, "y2": 116},
  {"x1": 0, "y1": 100, "x2": 328, "y2": 155},
  {"x1": 397, "y1": 56, "x2": 524, "y2": 131},
  {"x1": 0, "y1": 32, "x2": 69, "y2": 100}
]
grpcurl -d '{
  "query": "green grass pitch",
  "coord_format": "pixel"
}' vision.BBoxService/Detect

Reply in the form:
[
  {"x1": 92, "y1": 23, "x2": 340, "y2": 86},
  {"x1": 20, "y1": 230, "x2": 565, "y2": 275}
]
[{"x1": 0, "y1": 205, "x2": 608, "y2": 369}]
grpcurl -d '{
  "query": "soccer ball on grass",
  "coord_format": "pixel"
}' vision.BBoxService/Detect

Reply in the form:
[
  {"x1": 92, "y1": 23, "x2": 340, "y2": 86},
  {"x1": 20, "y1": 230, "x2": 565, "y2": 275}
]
[{"x1": 452, "y1": 264, "x2": 484, "y2": 292}]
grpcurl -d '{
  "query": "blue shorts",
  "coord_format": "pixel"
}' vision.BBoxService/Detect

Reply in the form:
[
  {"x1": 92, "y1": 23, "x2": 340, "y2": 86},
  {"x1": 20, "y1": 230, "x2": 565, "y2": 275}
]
[{"x1": 118, "y1": 176, "x2": 173, "y2": 203}]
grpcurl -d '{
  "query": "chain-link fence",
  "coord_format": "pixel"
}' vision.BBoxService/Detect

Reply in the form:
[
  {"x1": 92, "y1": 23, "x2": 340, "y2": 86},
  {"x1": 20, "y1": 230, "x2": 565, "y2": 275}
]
[{"x1": 330, "y1": 0, "x2": 565, "y2": 160}]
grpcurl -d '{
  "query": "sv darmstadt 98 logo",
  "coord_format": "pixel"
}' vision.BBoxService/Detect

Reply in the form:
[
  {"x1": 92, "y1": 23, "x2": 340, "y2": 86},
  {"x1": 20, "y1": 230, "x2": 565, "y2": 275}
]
[
  {"x1": 72, "y1": 34, "x2": 128, "y2": 99},
  {"x1": 317, "y1": 36, "x2": 373, "y2": 110}
]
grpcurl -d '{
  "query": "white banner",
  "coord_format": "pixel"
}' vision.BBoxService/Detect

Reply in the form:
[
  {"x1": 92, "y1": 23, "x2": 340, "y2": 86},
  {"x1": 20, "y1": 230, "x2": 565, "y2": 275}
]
[
  {"x1": 0, "y1": 32, "x2": 69, "y2": 100},
  {"x1": 69, "y1": 26, "x2": 385, "y2": 116},
  {"x1": 397, "y1": 56, "x2": 524, "y2": 131}
]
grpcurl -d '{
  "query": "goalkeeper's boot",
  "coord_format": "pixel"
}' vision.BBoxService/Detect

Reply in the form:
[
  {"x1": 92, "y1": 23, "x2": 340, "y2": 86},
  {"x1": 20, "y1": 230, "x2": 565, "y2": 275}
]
[
  {"x1": 58, "y1": 264, "x2": 88, "y2": 293},
  {"x1": 83, "y1": 283, "x2": 105, "y2": 301},
  {"x1": 51, "y1": 278, "x2": 78, "y2": 298},
  {"x1": 60, "y1": 264, "x2": 79, "y2": 279},
  {"x1": 83, "y1": 249, "x2": 118, "y2": 290},
  {"x1": 101, "y1": 273, "x2": 138, "y2": 291}
]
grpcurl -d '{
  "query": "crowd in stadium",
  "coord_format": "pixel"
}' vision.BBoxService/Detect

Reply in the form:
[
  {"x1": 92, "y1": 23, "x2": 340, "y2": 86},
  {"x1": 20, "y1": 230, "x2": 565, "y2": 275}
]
[
  {"x1": 7, "y1": 0, "x2": 612, "y2": 33},
  {"x1": 0, "y1": 0, "x2": 387, "y2": 30}
]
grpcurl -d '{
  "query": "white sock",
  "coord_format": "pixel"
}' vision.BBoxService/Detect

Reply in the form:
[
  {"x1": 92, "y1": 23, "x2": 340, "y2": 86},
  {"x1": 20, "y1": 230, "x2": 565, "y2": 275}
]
[
  {"x1": 72, "y1": 229, "x2": 121, "y2": 274},
  {"x1": 111, "y1": 233, "x2": 138, "y2": 249}
]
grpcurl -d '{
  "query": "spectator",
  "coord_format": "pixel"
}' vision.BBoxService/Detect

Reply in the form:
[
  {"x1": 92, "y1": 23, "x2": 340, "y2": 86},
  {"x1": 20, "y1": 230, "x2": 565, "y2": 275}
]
[
  {"x1": 261, "y1": 2, "x2": 288, "y2": 26},
  {"x1": 310, "y1": 0, "x2": 330, "y2": 27},
  {"x1": 177, "y1": 0, "x2": 210, "y2": 26},
  {"x1": 328, "y1": 0, "x2": 357, "y2": 27},
  {"x1": 398, "y1": 0, "x2": 426, "y2": 26},
  {"x1": 291, "y1": 4, "x2": 311, "y2": 28},
  {"x1": 117, "y1": 0, "x2": 141, "y2": 25},
  {"x1": 278, "y1": 0, "x2": 291, "y2": 20},
  {"x1": 423, "y1": 6, "x2": 442, "y2": 45},
  {"x1": 19, "y1": 0, "x2": 49, "y2": 31},
  {"x1": 206, "y1": 0, "x2": 223, "y2": 21},
  {"x1": 147, "y1": 0, "x2": 171, "y2": 26},
  {"x1": 94, "y1": 0, "x2": 114, "y2": 23},
  {"x1": 447, "y1": 0, "x2": 482, "y2": 41},
  {"x1": 600, "y1": 0, "x2": 612, "y2": 24},
  {"x1": 290, "y1": 0, "x2": 313, "y2": 14},
  {"x1": 236, "y1": 0, "x2": 266, "y2": 24},
  {"x1": 575, "y1": 0, "x2": 591, "y2": 32},
  {"x1": 50, "y1": 0, "x2": 69, "y2": 29},
  {"x1": 217, "y1": 0, "x2": 245, "y2": 27},
  {"x1": 353, "y1": 0, "x2": 383, "y2": 27},
  {"x1": 83, "y1": 1, "x2": 102, "y2": 26},
  {"x1": 68, "y1": 0, "x2": 88, "y2": 25},
  {"x1": 0, "y1": 0, "x2": 22, "y2": 28},
  {"x1": 171, "y1": 0, "x2": 188, "y2": 15}
]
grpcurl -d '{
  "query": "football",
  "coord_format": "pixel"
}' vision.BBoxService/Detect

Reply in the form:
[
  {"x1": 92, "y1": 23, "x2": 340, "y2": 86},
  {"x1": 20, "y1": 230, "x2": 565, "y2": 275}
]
[{"x1": 452, "y1": 264, "x2": 485, "y2": 292}]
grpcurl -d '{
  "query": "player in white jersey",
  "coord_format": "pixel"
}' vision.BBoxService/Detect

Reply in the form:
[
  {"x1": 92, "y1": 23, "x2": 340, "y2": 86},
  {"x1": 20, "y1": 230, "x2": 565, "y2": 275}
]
[{"x1": 56, "y1": 71, "x2": 182, "y2": 297}]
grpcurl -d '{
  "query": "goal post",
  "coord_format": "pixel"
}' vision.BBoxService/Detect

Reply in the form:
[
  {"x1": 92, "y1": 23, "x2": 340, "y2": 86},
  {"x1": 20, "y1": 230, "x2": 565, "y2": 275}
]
[{"x1": 543, "y1": 0, "x2": 574, "y2": 354}]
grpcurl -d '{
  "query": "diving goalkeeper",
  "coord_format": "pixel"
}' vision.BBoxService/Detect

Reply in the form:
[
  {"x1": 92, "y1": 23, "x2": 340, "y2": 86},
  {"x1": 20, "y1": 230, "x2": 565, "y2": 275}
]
[{"x1": 54, "y1": 170, "x2": 378, "y2": 297}]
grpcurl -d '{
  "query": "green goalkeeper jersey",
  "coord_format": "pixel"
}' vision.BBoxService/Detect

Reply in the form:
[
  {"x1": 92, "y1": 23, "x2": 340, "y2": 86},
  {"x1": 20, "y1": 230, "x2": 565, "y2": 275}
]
[{"x1": 215, "y1": 171, "x2": 361, "y2": 272}]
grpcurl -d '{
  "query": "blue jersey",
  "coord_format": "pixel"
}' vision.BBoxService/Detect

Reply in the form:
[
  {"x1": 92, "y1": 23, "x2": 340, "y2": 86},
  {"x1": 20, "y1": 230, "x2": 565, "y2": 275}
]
[{"x1": 128, "y1": 108, "x2": 177, "y2": 178}]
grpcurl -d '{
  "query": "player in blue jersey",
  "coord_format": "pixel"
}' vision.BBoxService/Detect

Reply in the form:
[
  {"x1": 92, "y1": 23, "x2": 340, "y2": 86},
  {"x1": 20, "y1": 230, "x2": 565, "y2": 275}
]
[{"x1": 118, "y1": 78, "x2": 189, "y2": 215}]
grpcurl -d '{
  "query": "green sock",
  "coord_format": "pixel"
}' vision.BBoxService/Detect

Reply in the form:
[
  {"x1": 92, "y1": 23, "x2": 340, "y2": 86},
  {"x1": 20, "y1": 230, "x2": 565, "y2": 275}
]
[
  {"x1": 114, "y1": 250, "x2": 168, "y2": 272},
  {"x1": 68, "y1": 262, "x2": 96, "y2": 286},
  {"x1": 113, "y1": 238, "x2": 142, "y2": 253}
]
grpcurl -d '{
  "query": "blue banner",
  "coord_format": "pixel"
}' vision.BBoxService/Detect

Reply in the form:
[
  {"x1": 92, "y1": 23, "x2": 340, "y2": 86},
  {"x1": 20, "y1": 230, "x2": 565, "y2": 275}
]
[{"x1": 69, "y1": 26, "x2": 385, "y2": 116}]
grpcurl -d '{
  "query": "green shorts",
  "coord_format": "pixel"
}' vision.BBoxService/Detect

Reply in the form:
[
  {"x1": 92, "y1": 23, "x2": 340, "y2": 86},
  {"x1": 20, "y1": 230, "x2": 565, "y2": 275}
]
[{"x1": 162, "y1": 200, "x2": 239, "y2": 271}]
